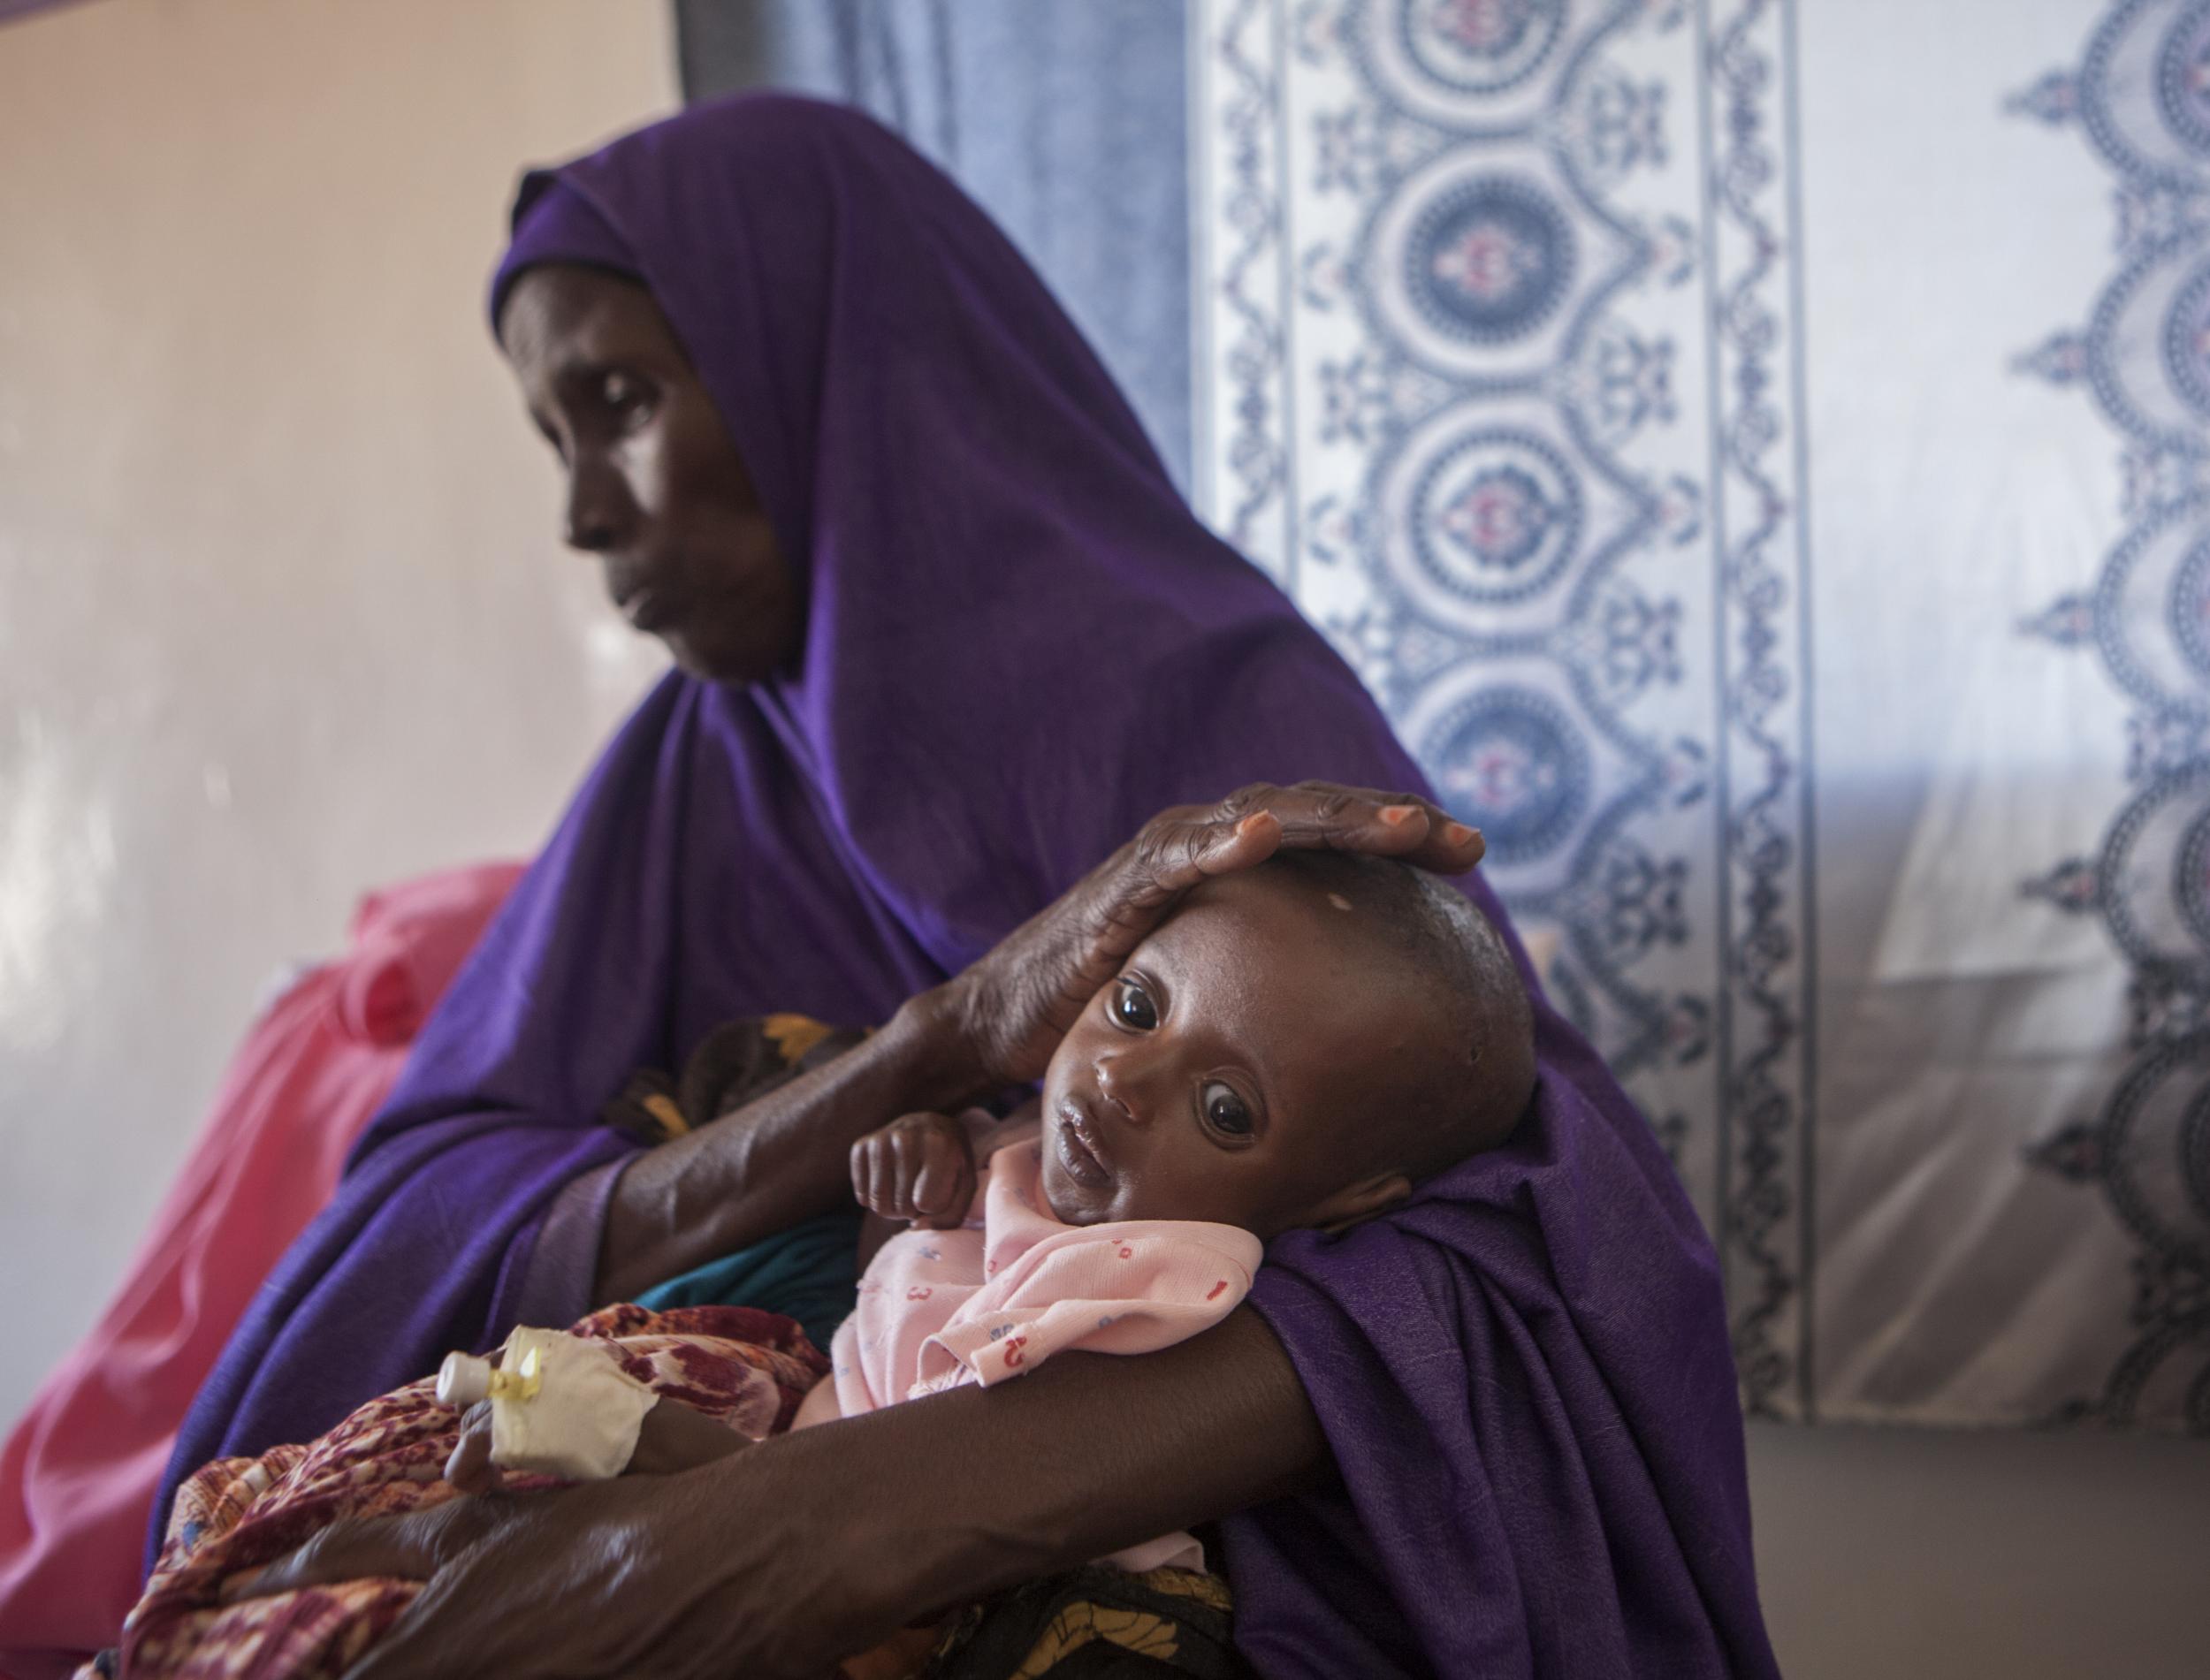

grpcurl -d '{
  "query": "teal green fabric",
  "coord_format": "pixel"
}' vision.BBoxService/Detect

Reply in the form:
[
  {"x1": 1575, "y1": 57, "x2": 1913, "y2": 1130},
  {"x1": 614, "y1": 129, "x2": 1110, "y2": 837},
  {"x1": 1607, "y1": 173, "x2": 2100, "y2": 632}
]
[{"x1": 634, "y1": 1209, "x2": 863, "y2": 1355}]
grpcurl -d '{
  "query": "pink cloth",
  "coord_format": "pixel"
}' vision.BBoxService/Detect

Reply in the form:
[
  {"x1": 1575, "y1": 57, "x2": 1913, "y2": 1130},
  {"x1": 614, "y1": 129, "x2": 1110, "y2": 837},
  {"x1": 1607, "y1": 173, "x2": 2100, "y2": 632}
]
[
  {"x1": 0, "y1": 861, "x2": 524, "y2": 1679},
  {"x1": 830, "y1": 1127, "x2": 1263, "y2": 1575}
]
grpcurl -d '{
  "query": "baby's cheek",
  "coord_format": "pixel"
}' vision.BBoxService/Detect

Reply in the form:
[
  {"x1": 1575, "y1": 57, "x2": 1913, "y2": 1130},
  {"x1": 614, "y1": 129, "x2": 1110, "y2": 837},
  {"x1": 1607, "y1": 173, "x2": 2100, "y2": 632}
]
[
  {"x1": 1162, "y1": 1159, "x2": 1272, "y2": 1232},
  {"x1": 1039, "y1": 1022, "x2": 1094, "y2": 1093},
  {"x1": 1036, "y1": 1151, "x2": 1079, "y2": 1223}
]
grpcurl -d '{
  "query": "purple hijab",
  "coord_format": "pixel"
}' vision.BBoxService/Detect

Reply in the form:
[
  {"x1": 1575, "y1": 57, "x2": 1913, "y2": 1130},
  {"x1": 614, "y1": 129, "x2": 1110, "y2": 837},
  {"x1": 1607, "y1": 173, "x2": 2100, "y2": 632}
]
[{"x1": 161, "y1": 95, "x2": 1775, "y2": 1678}]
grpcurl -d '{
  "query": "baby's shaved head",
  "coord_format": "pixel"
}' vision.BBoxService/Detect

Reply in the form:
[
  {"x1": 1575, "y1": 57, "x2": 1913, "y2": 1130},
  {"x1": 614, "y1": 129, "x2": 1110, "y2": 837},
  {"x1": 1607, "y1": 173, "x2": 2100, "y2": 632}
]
[{"x1": 1260, "y1": 851, "x2": 1537, "y2": 1179}]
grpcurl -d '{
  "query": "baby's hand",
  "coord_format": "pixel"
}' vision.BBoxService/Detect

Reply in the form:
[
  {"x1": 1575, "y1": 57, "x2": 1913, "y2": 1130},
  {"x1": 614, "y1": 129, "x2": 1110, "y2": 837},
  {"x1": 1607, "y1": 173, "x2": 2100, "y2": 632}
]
[{"x1": 850, "y1": 1111, "x2": 976, "y2": 1228}]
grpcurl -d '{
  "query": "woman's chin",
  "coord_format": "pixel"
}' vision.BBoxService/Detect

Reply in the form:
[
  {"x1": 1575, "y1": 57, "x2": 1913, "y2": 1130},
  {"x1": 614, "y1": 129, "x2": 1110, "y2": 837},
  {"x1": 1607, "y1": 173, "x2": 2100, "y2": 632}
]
[
  {"x1": 660, "y1": 630, "x2": 749, "y2": 684},
  {"x1": 662, "y1": 627, "x2": 795, "y2": 687}
]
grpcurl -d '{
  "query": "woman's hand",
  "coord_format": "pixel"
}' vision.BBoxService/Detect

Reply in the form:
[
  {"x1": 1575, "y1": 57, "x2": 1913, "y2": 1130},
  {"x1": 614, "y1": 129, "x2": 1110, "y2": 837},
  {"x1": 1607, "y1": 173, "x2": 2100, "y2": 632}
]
[
  {"x1": 442, "y1": 1395, "x2": 751, "y2": 1494},
  {"x1": 850, "y1": 1111, "x2": 975, "y2": 1228},
  {"x1": 232, "y1": 1439, "x2": 916, "y2": 1680},
  {"x1": 933, "y1": 780, "x2": 1484, "y2": 1087},
  {"x1": 235, "y1": 1310, "x2": 1320, "y2": 1679}
]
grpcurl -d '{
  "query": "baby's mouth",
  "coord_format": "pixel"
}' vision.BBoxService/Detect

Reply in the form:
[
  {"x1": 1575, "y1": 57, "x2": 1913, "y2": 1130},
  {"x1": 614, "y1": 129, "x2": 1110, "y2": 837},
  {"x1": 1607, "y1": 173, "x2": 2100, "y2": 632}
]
[{"x1": 1053, "y1": 1097, "x2": 1114, "y2": 1190}]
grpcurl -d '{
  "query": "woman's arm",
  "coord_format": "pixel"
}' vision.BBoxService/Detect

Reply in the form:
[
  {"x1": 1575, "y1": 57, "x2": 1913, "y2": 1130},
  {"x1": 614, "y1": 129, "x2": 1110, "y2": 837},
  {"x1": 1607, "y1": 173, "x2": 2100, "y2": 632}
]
[
  {"x1": 591, "y1": 993, "x2": 979, "y2": 1304},
  {"x1": 834, "y1": 1306, "x2": 1324, "y2": 1596},
  {"x1": 240, "y1": 1308, "x2": 1321, "y2": 1680}
]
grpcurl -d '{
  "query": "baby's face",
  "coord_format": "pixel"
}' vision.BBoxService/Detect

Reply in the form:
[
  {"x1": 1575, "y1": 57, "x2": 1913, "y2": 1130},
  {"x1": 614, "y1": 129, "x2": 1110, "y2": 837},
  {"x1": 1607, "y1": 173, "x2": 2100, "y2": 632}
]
[{"x1": 1037, "y1": 870, "x2": 1441, "y2": 1239}]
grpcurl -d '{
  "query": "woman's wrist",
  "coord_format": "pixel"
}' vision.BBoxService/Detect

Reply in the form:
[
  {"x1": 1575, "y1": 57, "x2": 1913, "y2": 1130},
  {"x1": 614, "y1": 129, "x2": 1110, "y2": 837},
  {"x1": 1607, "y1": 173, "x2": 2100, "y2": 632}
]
[
  {"x1": 595, "y1": 987, "x2": 992, "y2": 1301},
  {"x1": 882, "y1": 984, "x2": 993, "y2": 1113}
]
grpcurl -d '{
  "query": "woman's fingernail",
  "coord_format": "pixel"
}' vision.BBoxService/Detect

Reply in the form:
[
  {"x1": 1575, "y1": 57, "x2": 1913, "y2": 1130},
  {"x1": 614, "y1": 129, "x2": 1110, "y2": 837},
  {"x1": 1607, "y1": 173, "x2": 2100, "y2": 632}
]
[
  {"x1": 1445, "y1": 822, "x2": 1478, "y2": 847},
  {"x1": 1236, "y1": 813, "x2": 1270, "y2": 837},
  {"x1": 1378, "y1": 805, "x2": 1420, "y2": 826}
]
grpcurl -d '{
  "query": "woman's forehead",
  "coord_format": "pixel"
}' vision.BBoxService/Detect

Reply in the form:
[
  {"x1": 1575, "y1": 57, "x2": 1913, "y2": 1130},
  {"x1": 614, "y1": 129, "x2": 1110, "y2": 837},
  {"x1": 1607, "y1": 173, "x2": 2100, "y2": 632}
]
[{"x1": 497, "y1": 264, "x2": 666, "y2": 365}]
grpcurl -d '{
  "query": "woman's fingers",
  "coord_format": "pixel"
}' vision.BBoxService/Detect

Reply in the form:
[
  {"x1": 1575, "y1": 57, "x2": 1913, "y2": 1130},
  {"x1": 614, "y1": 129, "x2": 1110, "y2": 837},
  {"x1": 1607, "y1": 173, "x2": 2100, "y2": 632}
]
[
  {"x1": 1128, "y1": 784, "x2": 1483, "y2": 887},
  {"x1": 625, "y1": 1397, "x2": 752, "y2": 1476},
  {"x1": 1235, "y1": 781, "x2": 1482, "y2": 867},
  {"x1": 1114, "y1": 810, "x2": 1272, "y2": 914},
  {"x1": 1120, "y1": 787, "x2": 1474, "y2": 901},
  {"x1": 226, "y1": 1501, "x2": 490, "y2": 1600},
  {"x1": 338, "y1": 1555, "x2": 500, "y2": 1680},
  {"x1": 444, "y1": 1403, "x2": 499, "y2": 1494}
]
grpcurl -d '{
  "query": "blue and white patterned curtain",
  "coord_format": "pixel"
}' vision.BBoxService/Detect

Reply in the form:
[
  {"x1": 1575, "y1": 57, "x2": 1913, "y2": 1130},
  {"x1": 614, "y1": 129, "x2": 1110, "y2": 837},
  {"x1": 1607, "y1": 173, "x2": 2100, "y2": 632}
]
[{"x1": 1193, "y1": 0, "x2": 2210, "y2": 1431}]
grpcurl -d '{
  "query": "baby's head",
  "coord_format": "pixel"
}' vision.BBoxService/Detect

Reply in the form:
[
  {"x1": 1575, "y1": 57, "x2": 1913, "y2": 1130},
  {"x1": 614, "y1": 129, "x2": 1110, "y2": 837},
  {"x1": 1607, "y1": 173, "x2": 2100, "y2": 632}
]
[{"x1": 1038, "y1": 853, "x2": 1536, "y2": 1238}]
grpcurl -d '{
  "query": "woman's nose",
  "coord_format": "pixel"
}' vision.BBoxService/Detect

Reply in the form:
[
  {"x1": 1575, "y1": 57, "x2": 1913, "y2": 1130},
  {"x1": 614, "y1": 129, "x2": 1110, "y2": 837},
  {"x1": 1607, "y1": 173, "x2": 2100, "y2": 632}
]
[{"x1": 562, "y1": 457, "x2": 634, "y2": 551}]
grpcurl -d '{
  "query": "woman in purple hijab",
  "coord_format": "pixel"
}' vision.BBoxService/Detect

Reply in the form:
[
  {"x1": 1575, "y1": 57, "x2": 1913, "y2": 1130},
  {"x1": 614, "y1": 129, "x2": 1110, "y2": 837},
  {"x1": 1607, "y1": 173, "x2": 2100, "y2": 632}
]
[{"x1": 184, "y1": 95, "x2": 1777, "y2": 1677}]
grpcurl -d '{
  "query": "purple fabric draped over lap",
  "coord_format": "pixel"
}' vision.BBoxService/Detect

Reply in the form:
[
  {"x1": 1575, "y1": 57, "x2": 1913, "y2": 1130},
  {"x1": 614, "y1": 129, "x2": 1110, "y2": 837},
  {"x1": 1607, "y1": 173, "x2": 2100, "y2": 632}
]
[{"x1": 159, "y1": 95, "x2": 1776, "y2": 1677}]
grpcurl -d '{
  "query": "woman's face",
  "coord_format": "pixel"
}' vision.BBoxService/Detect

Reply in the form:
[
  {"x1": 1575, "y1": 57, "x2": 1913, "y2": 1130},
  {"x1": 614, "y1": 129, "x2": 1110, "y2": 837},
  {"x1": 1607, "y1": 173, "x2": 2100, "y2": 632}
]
[{"x1": 499, "y1": 263, "x2": 802, "y2": 683}]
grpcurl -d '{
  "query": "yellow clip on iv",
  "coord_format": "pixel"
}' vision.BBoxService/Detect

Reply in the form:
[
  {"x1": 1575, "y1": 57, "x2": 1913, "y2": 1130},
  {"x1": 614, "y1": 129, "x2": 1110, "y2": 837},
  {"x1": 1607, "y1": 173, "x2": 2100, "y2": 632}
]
[{"x1": 436, "y1": 1326, "x2": 659, "y2": 1481}]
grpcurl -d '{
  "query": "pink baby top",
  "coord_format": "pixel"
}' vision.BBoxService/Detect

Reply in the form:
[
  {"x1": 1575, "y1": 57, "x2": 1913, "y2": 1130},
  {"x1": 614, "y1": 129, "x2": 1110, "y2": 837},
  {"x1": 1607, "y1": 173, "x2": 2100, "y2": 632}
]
[{"x1": 826, "y1": 1122, "x2": 1264, "y2": 1574}]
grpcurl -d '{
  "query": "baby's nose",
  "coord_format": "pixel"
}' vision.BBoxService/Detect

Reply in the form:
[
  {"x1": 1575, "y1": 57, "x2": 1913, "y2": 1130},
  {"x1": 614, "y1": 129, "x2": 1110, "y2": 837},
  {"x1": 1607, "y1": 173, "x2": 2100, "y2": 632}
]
[{"x1": 1094, "y1": 1055, "x2": 1153, "y2": 1129}]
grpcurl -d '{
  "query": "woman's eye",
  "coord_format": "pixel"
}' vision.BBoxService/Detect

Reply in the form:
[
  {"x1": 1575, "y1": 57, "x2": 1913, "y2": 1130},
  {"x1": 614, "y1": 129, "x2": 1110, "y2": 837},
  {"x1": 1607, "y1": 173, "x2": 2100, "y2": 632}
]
[
  {"x1": 1201, "y1": 1080, "x2": 1254, "y2": 1137},
  {"x1": 599, "y1": 372, "x2": 652, "y2": 419},
  {"x1": 1110, "y1": 979, "x2": 1157, "y2": 1030}
]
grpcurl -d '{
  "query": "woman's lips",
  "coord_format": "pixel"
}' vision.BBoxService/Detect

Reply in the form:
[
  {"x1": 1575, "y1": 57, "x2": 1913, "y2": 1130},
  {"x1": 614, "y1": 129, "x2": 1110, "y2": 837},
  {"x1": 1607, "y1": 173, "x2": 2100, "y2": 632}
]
[
  {"x1": 608, "y1": 571, "x2": 680, "y2": 633},
  {"x1": 1054, "y1": 1099, "x2": 1113, "y2": 1189}
]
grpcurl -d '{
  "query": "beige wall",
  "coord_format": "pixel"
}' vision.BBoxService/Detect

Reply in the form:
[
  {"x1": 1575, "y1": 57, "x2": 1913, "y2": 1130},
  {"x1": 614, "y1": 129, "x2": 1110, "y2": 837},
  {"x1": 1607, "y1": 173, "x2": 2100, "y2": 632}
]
[
  {"x1": 0, "y1": 0, "x2": 674, "y2": 1417},
  {"x1": 1, "y1": 3, "x2": 2205, "y2": 1676}
]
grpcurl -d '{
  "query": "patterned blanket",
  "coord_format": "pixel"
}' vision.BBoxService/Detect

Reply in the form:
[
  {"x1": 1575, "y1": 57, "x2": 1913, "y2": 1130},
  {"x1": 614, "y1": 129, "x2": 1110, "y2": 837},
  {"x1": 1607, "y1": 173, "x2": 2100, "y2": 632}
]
[{"x1": 99, "y1": 1304, "x2": 823, "y2": 1680}]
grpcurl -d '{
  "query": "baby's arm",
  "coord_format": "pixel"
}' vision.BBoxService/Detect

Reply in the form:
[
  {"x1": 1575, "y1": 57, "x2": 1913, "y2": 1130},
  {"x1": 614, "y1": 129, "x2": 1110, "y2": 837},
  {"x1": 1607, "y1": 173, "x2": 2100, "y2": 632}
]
[{"x1": 849, "y1": 1110, "x2": 976, "y2": 1230}]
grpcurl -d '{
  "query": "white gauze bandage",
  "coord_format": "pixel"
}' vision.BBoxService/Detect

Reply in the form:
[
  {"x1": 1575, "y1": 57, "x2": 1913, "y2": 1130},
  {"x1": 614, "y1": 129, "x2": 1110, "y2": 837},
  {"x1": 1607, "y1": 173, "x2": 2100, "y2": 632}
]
[{"x1": 437, "y1": 1327, "x2": 659, "y2": 1481}]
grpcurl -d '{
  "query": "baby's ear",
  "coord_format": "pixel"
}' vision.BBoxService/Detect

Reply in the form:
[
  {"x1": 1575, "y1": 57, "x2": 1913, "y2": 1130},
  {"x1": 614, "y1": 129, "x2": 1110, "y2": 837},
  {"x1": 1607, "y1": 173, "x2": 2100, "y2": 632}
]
[{"x1": 1306, "y1": 1171, "x2": 1412, "y2": 1235}]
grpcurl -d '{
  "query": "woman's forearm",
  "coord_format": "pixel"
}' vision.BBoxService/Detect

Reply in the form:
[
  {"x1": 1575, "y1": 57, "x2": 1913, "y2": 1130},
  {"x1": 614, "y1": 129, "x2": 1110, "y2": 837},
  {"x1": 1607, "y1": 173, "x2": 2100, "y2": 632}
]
[
  {"x1": 592, "y1": 992, "x2": 978, "y2": 1304},
  {"x1": 763, "y1": 1305, "x2": 1327, "y2": 1611},
  {"x1": 233, "y1": 1304, "x2": 1330, "y2": 1676}
]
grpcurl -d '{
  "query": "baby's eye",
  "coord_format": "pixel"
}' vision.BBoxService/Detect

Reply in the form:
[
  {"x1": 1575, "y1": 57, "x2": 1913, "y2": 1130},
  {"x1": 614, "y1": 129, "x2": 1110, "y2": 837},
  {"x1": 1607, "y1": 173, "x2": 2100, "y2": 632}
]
[
  {"x1": 1200, "y1": 1080, "x2": 1254, "y2": 1137},
  {"x1": 1109, "y1": 978, "x2": 1158, "y2": 1031}
]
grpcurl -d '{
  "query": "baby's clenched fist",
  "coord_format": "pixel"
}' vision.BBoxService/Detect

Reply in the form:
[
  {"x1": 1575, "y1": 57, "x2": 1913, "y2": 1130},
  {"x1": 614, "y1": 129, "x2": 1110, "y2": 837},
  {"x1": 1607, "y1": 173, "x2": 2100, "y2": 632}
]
[{"x1": 850, "y1": 1111, "x2": 975, "y2": 1228}]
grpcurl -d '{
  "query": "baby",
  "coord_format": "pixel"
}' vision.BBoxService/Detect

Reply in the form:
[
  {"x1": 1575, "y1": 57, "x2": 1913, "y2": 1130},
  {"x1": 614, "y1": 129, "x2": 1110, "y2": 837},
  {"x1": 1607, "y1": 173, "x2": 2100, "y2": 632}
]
[
  {"x1": 785, "y1": 849, "x2": 1537, "y2": 1582},
  {"x1": 115, "y1": 852, "x2": 1534, "y2": 1679}
]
